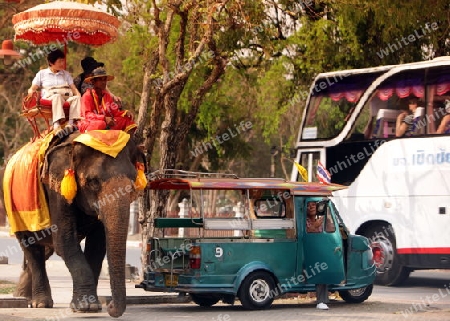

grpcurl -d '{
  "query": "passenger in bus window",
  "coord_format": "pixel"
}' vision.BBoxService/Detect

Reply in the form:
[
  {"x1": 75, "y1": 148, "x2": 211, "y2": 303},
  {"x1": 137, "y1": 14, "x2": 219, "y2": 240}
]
[
  {"x1": 436, "y1": 100, "x2": 450, "y2": 134},
  {"x1": 395, "y1": 96, "x2": 421, "y2": 137}
]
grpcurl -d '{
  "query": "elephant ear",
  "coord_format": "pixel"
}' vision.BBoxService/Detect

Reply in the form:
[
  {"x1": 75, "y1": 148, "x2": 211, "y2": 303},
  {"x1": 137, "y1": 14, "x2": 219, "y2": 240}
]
[
  {"x1": 41, "y1": 139, "x2": 79, "y2": 203},
  {"x1": 128, "y1": 139, "x2": 146, "y2": 168},
  {"x1": 41, "y1": 141, "x2": 75, "y2": 184},
  {"x1": 41, "y1": 132, "x2": 81, "y2": 182}
]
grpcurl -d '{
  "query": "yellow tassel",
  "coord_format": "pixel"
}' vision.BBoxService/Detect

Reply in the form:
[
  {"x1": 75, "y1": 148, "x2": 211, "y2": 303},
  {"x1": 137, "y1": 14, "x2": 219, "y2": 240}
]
[
  {"x1": 134, "y1": 162, "x2": 147, "y2": 190},
  {"x1": 61, "y1": 169, "x2": 77, "y2": 202}
]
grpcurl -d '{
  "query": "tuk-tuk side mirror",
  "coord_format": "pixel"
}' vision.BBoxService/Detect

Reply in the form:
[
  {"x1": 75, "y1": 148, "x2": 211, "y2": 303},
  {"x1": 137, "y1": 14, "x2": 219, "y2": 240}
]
[{"x1": 316, "y1": 200, "x2": 328, "y2": 216}]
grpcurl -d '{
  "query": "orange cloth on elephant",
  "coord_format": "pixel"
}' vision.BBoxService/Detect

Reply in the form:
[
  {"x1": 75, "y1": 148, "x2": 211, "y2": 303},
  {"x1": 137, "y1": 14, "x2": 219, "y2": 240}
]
[
  {"x1": 2, "y1": 131, "x2": 132, "y2": 234},
  {"x1": 3, "y1": 135, "x2": 53, "y2": 233},
  {"x1": 78, "y1": 88, "x2": 136, "y2": 133}
]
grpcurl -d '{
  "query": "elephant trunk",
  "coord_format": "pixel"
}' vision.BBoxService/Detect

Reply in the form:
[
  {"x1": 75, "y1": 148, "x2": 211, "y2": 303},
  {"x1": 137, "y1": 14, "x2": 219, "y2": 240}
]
[{"x1": 100, "y1": 183, "x2": 132, "y2": 318}]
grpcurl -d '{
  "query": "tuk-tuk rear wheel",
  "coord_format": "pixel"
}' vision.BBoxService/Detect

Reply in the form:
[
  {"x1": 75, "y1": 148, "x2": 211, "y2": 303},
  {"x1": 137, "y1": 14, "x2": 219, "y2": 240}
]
[{"x1": 239, "y1": 271, "x2": 275, "y2": 310}]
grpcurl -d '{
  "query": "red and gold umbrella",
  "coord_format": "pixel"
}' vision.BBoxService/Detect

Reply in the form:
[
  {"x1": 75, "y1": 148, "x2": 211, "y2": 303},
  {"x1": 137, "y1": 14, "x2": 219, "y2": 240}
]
[{"x1": 12, "y1": 1, "x2": 120, "y2": 46}]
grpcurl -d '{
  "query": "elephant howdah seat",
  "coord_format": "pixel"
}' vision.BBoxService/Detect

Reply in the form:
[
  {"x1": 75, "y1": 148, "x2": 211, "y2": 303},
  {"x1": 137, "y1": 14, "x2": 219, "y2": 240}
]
[{"x1": 20, "y1": 91, "x2": 70, "y2": 139}]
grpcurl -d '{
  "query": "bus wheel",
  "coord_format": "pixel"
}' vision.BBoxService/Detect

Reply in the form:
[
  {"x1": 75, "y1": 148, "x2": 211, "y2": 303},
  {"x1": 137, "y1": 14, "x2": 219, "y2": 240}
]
[
  {"x1": 364, "y1": 224, "x2": 410, "y2": 286},
  {"x1": 339, "y1": 284, "x2": 373, "y2": 303},
  {"x1": 239, "y1": 271, "x2": 275, "y2": 310},
  {"x1": 190, "y1": 293, "x2": 220, "y2": 307}
]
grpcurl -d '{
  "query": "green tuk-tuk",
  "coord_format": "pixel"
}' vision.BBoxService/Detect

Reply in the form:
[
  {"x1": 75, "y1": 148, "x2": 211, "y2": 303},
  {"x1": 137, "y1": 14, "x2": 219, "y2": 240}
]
[{"x1": 138, "y1": 170, "x2": 375, "y2": 309}]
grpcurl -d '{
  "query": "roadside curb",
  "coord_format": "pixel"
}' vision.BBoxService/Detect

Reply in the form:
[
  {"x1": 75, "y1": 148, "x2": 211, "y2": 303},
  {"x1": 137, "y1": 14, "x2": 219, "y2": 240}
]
[
  {"x1": 0, "y1": 295, "x2": 192, "y2": 309},
  {"x1": 0, "y1": 298, "x2": 28, "y2": 309},
  {"x1": 100, "y1": 294, "x2": 192, "y2": 305}
]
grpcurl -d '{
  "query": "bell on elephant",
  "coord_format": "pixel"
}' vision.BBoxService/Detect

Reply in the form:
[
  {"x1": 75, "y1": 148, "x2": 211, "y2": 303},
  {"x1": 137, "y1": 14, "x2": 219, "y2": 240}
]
[{"x1": 60, "y1": 168, "x2": 77, "y2": 202}]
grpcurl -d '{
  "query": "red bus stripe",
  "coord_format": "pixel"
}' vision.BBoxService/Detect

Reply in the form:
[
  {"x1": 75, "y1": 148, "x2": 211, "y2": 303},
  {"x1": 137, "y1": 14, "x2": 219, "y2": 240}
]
[{"x1": 397, "y1": 248, "x2": 450, "y2": 255}]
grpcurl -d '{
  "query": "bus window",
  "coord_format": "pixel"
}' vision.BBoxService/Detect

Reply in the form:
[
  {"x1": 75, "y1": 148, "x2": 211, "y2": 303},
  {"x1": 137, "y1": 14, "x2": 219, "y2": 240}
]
[
  {"x1": 302, "y1": 71, "x2": 387, "y2": 141},
  {"x1": 348, "y1": 99, "x2": 371, "y2": 140},
  {"x1": 363, "y1": 96, "x2": 387, "y2": 139},
  {"x1": 368, "y1": 69, "x2": 426, "y2": 137},
  {"x1": 425, "y1": 65, "x2": 450, "y2": 134},
  {"x1": 349, "y1": 94, "x2": 405, "y2": 140},
  {"x1": 368, "y1": 95, "x2": 402, "y2": 139},
  {"x1": 298, "y1": 151, "x2": 320, "y2": 183},
  {"x1": 304, "y1": 96, "x2": 356, "y2": 140}
]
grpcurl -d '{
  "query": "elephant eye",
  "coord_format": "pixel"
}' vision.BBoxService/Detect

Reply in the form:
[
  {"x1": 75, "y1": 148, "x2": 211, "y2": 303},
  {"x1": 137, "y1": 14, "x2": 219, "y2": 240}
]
[{"x1": 87, "y1": 178, "x2": 101, "y2": 191}]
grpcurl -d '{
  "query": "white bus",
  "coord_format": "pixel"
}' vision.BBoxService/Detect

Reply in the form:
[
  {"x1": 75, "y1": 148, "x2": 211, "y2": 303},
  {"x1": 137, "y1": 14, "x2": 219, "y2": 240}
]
[{"x1": 291, "y1": 56, "x2": 450, "y2": 285}]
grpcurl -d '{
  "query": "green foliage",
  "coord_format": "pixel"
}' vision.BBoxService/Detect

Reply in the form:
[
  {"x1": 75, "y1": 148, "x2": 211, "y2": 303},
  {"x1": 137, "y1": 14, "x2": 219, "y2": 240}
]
[
  {"x1": 320, "y1": 0, "x2": 450, "y2": 64},
  {"x1": 255, "y1": 59, "x2": 295, "y2": 141},
  {"x1": 71, "y1": 0, "x2": 123, "y2": 15},
  {"x1": 93, "y1": 22, "x2": 158, "y2": 113},
  {"x1": 185, "y1": 67, "x2": 256, "y2": 169},
  {"x1": 0, "y1": 280, "x2": 15, "y2": 294},
  {"x1": 122, "y1": 25, "x2": 156, "y2": 73},
  {"x1": 195, "y1": 67, "x2": 257, "y2": 135}
]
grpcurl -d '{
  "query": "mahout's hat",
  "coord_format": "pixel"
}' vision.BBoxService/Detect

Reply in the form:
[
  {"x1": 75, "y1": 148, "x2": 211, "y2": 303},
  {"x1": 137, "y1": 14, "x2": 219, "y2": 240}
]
[{"x1": 84, "y1": 67, "x2": 114, "y2": 82}]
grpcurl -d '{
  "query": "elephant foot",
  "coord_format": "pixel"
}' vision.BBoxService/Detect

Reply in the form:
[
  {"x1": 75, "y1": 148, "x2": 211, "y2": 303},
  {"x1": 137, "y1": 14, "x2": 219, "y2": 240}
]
[
  {"x1": 107, "y1": 300, "x2": 125, "y2": 318},
  {"x1": 14, "y1": 270, "x2": 32, "y2": 299},
  {"x1": 30, "y1": 297, "x2": 53, "y2": 308},
  {"x1": 13, "y1": 289, "x2": 31, "y2": 301},
  {"x1": 70, "y1": 295, "x2": 102, "y2": 313}
]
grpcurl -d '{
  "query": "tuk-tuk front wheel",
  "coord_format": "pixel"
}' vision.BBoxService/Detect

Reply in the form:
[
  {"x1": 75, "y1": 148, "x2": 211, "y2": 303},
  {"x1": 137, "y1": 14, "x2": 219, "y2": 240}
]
[
  {"x1": 339, "y1": 284, "x2": 373, "y2": 303},
  {"x1": 239, "y1": 271, "x2": 275, "y2": 310}
]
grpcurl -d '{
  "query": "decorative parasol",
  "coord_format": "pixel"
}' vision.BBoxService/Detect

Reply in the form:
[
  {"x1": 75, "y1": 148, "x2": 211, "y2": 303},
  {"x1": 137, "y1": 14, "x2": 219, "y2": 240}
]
[
  {"x1": 0, "y1": 39, "x2": 22, "y2": 65},
  {"x1": 12, "y1": 1, "x2": 120, "y2": 46}
]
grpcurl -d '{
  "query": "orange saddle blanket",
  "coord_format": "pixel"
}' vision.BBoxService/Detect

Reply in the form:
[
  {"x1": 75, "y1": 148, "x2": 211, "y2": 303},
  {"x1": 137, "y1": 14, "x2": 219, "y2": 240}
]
[
  {"x1": 3, "y1": 130, "x2": 130, "y2": 234},
  {"x1": 3, "y1": 135, "x2": 53, "y2": 233}
]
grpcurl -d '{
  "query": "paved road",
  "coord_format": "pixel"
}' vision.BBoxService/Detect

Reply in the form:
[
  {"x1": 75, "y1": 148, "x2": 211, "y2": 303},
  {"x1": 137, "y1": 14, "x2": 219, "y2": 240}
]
[
  {"x1": 0, "y1": 269, "x2": 449, "y2": 321},
  {"x1": 1, "y1": 231, "x2": 450, "y2": 320},
  {"x1": 0, "y1": 294, "x2": 448, "y2": 321}
]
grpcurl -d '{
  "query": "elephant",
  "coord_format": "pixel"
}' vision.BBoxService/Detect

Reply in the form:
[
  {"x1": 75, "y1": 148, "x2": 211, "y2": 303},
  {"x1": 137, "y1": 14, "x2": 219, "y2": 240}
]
[{"x1": 2, "y1": 130, "x2": 145, "y2": 318}]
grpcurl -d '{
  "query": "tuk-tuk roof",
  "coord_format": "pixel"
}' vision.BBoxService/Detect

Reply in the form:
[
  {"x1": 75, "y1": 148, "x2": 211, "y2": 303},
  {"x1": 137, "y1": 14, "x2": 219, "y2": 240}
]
[{"x1": 147, "y1": 177, "x2": 346, "y2": 195}]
